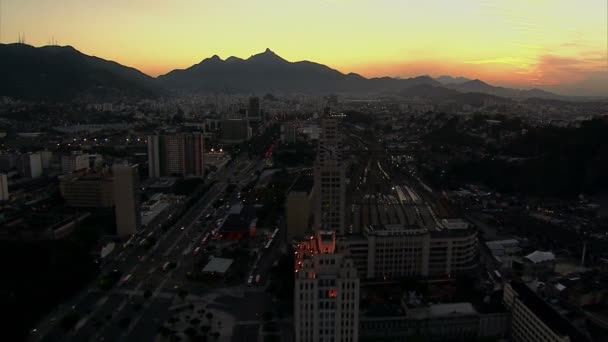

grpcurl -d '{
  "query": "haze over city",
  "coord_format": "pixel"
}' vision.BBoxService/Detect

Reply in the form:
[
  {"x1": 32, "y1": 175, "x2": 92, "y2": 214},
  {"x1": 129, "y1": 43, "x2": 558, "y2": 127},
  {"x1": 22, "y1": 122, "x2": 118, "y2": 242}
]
[{"x1": 2, "y1": 0, "x2": 607, "y2": 95}]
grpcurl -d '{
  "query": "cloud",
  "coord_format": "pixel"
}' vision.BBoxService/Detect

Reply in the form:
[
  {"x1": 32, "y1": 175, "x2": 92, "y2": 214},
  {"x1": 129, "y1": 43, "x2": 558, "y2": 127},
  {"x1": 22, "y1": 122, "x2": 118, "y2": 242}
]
[{"x1": 528, "y1": 52, "x2": 608, "y2": 95}]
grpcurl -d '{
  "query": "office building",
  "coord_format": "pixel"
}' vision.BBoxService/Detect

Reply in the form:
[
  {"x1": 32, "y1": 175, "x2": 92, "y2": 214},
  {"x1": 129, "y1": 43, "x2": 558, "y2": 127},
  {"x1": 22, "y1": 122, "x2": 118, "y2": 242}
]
[
  {"x1": 0, "y1": 173, "x2": 9, "y2": 201},
  {"x1": 286, "y1": 176, "x2": 315, "y2": 240},
  {"x1": 314, "y1": 112, "x2": 346, "y2": 234},
  {"x1": 294, "y1": 233, "x2": 360, "y2": 342},
  {"x1": 61, "y1": 152, "x2": 89, "y2": 173},
  {"x1": 60, "y1": 172, "x2": 114, "y2": 208},
  {"x1": 113, "y1": 163, "x2": 141, "y2": 237},
  {"x1": 147, "y1": 133, "x2": 205, "y2": 178},
  {"x1": 17, "y1": 152, "x2": 42, "y2": 178},
  {"x1": 503, "y1": 281, "x2": 591, "y2": 342}
]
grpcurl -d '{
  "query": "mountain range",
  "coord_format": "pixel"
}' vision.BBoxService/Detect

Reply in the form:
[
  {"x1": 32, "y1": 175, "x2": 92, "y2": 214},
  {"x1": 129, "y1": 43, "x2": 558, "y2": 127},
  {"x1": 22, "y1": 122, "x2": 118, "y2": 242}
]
[
  {"x1": 0, "y1": 43, "x2": 161, "y2": 100},
  {"x1": 0, "y1": 44, "x2": 581, "y2": 101}
]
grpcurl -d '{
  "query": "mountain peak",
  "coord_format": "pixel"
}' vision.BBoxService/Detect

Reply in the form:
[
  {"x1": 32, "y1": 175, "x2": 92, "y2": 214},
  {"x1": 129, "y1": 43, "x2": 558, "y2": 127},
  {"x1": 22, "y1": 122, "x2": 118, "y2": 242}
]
[
  {"x1": 248, "y1": 48, "x2": 286, "y2": 63},
  {"x1": 467, "y1": 79, "x2": 488, "y2": 86}
]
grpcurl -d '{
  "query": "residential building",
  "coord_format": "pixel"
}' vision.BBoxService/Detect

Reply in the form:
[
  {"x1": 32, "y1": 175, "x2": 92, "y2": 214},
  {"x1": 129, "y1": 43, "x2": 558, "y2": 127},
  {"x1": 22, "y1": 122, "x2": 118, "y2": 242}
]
[
  {"x1": 113, "y1": 163, "x2": 141, "y2": 237},
  {"x1": 61, "y1": 152, "x2": 89, "y2": 173},
  {"x1": 314, "y1": 112, "x2": 346, "y2": 234},
  {"x1": 294, "y1": 233, "x2": 360, "y2": 342},
  {"x1": 147, "y1": 133, "x2": 205, "y2": 178},
  {"x1": 281, "y1": 122, "x2": 298, "y2": 144},
  {"x1": 0, "y1": 173, "x2": 8, "y2": 201},
  {"x1": 17, "y1": 152, "x2": 42, "y2": 178}
]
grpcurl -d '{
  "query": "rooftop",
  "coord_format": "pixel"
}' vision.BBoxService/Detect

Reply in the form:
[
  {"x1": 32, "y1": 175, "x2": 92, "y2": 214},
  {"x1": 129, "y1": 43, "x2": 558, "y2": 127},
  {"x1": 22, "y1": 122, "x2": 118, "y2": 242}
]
[{"x1": 202, "y1": 257, "x2": 233, "y2": 274}]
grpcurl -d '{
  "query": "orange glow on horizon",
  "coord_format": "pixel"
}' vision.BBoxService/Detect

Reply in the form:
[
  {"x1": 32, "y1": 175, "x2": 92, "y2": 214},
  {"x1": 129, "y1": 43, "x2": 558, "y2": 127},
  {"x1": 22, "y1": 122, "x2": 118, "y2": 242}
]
[{"x1": 2, "y1": 0, "x2": 606, "y2": 95}]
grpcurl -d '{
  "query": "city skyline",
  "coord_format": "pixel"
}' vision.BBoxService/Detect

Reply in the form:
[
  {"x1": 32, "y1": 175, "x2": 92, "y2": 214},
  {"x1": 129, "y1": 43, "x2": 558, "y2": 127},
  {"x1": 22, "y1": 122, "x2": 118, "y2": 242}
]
[{"x1": 2, "y1": 0, "x2": 607, "y2": 95}]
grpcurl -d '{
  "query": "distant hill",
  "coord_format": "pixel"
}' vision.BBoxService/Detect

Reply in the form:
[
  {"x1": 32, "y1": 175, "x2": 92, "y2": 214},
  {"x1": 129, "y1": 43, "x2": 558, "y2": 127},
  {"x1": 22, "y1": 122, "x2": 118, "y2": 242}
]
[
  {"x1": 0, "y1": 44, "x2": 162, "y2": 100},
  {"x1": 435, "y1": 75, "x2": 471, "y2": 85},
  {"x1": 157, "y1": 48, "x2": 442, "y2": 94},
  {"x1": 447, "y1": 79, "x2": 561, "y2": 99}
]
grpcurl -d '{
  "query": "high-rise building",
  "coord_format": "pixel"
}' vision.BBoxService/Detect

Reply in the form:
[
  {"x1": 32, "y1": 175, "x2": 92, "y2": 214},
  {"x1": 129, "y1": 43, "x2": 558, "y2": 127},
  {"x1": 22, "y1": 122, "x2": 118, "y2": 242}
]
[
  {"x1": 0, "y1": 152, "x2": 17, "y2": 171},
  {"x1": 286, "y1": 177, "x2": 315, "y2": 241},
  {"x1": 17, "y1": 152, "x2": 43, "y2": 178},
  {"x1": 147, "y1": 135, "x2": 162, "y2": 178},
  {"x1": 40, "y1": 150, "x2": 54, "y2": 169},
  {"x1": 281, "y1": 122, "x2": 298, "y2": 144},
  {"x1": 147, "y1": 133, "x2": 205, "y2": 178},
  {"x1": 113, "y1": 163, "x2": 141, "y2": 237},
  {"x1": 220, "y1": 119, "x2": 252, "y2": 143},
  {"x1": 61, "y1": 152, "x2": 89, "y2": 173},
  {"x1": 247, "y1": 96, "x2": 261, "y2": 119},
  {"x1": 314, "y1": 112, "x2": 346, "y2": 234},
  {"x1": 294, "y1": 233, "x2": 360, "y2": 342},
  {"x1": 0, "y1": 173, "x2": 9, "y2": 201}
]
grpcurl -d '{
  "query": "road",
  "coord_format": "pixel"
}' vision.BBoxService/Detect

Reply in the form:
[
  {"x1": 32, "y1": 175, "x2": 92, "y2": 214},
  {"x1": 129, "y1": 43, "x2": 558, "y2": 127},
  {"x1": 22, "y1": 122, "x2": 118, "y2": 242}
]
[{"x1": 31, "y1": 155, "x2": 272, "y2": 342}]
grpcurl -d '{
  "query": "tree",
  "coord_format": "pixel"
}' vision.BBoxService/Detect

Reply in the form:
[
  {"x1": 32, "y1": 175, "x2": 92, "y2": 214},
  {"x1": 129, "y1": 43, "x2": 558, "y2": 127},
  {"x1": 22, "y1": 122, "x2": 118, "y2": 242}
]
[
  {"x1": 205, "y1": 312, "x2": 214, "y2": 321},
  {"x1": 143, "y1": 289, "x2": 152, "y2": 299}
]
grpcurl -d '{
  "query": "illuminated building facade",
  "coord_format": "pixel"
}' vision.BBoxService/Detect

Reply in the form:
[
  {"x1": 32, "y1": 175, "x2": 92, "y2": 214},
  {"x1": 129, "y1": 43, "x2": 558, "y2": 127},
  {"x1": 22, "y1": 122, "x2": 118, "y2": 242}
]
[{"x1": 294, "y1": 233, "x2": 360, "y2": 342}]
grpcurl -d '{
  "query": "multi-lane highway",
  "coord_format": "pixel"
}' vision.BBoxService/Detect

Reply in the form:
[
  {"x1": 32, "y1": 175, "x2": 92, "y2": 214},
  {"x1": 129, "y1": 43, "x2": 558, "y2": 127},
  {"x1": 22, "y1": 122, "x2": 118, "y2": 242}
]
[{"x1": 31, "y1": 156, "x2": 267, "y2": 342}]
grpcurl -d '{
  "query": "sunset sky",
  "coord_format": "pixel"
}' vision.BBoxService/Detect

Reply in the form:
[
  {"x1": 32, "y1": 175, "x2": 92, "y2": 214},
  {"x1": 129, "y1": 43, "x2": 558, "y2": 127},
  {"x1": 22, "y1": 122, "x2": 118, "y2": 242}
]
[{"x1": 2, "y1": 0, "x2": 607, "y2": 95}]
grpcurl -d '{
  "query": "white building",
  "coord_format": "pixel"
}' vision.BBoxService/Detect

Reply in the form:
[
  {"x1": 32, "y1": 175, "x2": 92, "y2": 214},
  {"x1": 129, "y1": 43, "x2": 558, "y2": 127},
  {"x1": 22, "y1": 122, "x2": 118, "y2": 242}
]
[
  {"x1": 0, "y1": 173, "x2": 9, "y2": 201},
  {"x1": 17, "y1": 152, "x2": 42, "y2": 178},
  {"x1": 294, "y1": 233, "x2": 360, "y2": 342},
  {"x1": 338, "y1": 223, "x2": 478, "y2": 279},
  {"x1": 503, "y1": 282, "x2": 590, "y2": 342},
  {"x1": 314, "y1": 113, "x2": 346, "y2": 234},
  {"x1": 61, "y1": 152, "x2": 89, "y2": 173},
  {"x1": 113, "y1": 163, "x2": 141, "y2": 237}
]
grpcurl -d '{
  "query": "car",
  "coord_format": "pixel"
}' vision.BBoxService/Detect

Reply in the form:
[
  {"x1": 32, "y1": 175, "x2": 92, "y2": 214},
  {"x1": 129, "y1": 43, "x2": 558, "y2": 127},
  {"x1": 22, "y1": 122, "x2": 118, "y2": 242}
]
[
  {"x1": 193, "y1": 247, "x2": 201, "y2": 255},
  {"x1": 247, "y1": 275, "x2": 253, "y2": 286},
  {"x1": 255, "y1": 274, "x2": 261, "y2": 284},
  {"x1": 180, "y1": 226, "x2": 185, "y2": 230}
]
